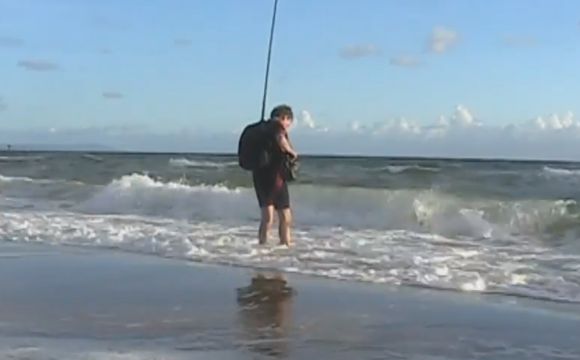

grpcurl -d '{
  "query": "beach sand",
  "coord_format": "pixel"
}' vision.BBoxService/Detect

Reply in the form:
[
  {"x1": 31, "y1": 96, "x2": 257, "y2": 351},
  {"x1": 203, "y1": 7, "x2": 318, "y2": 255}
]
[{"x1": 0, "y1": 242, "x2": 579, "y2": 359}]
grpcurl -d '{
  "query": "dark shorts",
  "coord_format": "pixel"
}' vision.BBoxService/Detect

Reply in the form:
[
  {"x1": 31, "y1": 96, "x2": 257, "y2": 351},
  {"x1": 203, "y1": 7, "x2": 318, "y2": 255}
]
[{"x1": 252, "y1": 170, "x2": 290, "y2": 210}]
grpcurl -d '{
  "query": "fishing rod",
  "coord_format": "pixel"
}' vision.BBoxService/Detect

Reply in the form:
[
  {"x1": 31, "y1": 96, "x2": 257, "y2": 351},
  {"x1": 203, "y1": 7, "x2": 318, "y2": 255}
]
[{"x1": 260, "y1": 0, "x2": 279, "y2": 121}]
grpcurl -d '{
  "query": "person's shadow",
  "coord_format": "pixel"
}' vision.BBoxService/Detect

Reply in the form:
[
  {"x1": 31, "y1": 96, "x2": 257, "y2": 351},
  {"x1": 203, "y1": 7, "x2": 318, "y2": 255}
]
[{"x1": 236, "y1": 271, "x2": 295, "y2": 358}]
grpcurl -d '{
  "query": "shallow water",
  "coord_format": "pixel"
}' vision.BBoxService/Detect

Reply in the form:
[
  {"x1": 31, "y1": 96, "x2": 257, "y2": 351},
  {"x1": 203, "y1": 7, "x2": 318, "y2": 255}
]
[{"x1": 1, "y1": 151, "x2": 580, "y2": 302}]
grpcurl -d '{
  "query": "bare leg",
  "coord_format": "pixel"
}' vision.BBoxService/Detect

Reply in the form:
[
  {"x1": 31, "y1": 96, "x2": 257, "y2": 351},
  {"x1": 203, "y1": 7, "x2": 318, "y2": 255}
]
[
  {"x1": 278, "y1": 208, "x2": 293, "y2": 246},
  {"x1": 259, "y1": 205, "x2": 274, "y2": 245}
]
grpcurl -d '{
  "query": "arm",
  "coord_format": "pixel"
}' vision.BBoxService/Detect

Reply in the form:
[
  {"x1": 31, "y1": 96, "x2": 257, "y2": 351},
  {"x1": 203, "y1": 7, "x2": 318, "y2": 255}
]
[{"x1": 276, "y1": 132, "x2": 298, "y2": 159}]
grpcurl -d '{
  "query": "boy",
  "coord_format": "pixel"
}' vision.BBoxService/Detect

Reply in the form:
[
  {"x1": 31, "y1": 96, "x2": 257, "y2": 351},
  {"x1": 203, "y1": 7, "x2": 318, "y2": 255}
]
[{"x1": 252, "y1": 105, "x2": 298, "y2": 246}]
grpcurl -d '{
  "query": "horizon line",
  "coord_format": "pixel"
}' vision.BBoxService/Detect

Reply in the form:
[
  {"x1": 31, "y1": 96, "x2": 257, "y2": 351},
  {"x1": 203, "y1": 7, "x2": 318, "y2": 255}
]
[{"x1": 0, "y1": 148, "x2": 577, "y2": 164}]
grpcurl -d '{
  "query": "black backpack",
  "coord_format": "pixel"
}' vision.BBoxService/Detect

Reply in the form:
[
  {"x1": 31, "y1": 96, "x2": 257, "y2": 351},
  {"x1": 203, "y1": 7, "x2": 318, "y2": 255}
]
[{"x1": 237, "y1": 120, "x2": 272, "y2": 171}]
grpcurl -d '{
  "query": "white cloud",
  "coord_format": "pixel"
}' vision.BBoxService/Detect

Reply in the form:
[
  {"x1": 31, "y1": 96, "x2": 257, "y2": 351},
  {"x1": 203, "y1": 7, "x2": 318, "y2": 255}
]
[
  {"x1": 3, "y1": 107, "x2": 580, "y2": 160},
  {"x1": 296, "y1": 110, "x2": 328, "y2": 132},
  {"x1": 17, "y1": 60, "x2": 59, "y2": 71},
  {"x1": 350, "y1": 121, "x2": 365, "y2": 132},
  {"x1": 370, "y1": 118, "x2": 422, "y2": 135},
  {"x1": 292, "y1": 107, "x2": 580, "y2": 160},
  {"x1": 528, "y1": 111, "x2": 576, "y2": 131},
  {"x1": 439, "y1": 104, "x2": 481, "y2": 128},
  {"x1": 389, "y1": 55, "x2": 421, "y2": 68},
  {"x1": 300, "y1": 110, "x2": 316, "y2": 129},
  {"x1": 102, "y1": 91, "x2": 124, "y2": 100},
  {"x1": 0, "y1": 36, "x2": 23, "y2": 48},
  {"x1": 429, "y1": 26, "x2": 459, "y2": 54},
  {"x1": 360, "y1": 105, "x2": 478, "y2": 139},
  {"x1": 339, "y1": 44, "x2": 380, "y2": 59}
]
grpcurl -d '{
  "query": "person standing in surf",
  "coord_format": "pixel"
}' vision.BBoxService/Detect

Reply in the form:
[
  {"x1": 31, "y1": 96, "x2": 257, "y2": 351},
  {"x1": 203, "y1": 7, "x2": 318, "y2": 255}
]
[{"x1": 253, "y1": 105, "x2": 298, "y2": 246}]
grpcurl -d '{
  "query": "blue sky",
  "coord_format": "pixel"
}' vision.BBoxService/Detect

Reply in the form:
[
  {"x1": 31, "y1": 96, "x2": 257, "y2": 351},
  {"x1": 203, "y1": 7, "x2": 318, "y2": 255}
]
[{"x1": 1, "y1": 0, "x2": 580, "y2": 158}]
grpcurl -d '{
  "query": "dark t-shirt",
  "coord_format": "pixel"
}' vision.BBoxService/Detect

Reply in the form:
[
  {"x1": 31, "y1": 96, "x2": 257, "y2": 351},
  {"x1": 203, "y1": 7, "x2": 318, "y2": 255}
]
[
  {"x1": 251, "y1": 120, "x2": 291, "y2": 208},
  {"x1": 264, "y1": 119, "x2": 286, "y2": 169}
]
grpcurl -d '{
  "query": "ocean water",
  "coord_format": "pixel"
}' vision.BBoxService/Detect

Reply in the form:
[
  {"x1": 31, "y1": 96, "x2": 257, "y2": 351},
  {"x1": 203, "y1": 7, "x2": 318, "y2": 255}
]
[{"x1": 1, "y1": 151, "x2": 580, "y2": 303}]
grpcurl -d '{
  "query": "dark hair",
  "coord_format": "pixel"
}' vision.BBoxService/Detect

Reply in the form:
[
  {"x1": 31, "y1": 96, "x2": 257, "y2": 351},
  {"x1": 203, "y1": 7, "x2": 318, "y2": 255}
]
[{"x1": 270, "y1": 104, "x2": 294, "y2": 120}]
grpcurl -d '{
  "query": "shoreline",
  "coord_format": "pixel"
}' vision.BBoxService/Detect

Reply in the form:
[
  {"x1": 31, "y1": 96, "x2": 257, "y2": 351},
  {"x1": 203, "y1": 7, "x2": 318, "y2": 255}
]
[{"x1": 1, "y1": 242, "x2": 579, "y2": 359}]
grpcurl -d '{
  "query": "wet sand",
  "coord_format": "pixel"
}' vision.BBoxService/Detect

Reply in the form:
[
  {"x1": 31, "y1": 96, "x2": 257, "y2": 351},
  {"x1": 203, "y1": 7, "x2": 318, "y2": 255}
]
[{"x1": 0, "y1": 242, "x2": 579, "y2": 359}]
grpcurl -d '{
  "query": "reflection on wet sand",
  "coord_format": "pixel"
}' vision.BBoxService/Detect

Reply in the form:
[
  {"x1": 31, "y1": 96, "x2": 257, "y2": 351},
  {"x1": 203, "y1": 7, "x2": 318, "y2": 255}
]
[{"x1": 236, "y1": 271, "x2": 295, "y2": 358}]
